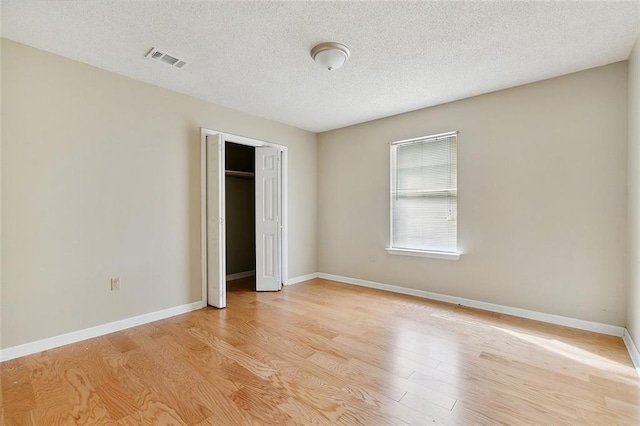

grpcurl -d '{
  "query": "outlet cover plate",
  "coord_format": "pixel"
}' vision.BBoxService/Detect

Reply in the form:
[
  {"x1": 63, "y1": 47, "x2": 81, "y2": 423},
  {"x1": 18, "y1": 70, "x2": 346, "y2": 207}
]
[{"x1": 111, "y1": 277, "x2": 121, "y2": 291}]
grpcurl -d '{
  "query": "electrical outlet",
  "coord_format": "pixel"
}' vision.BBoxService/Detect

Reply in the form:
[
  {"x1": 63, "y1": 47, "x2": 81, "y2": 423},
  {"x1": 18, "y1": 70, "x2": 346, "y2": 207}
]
[{"x1": 111, "y1": 277, "x2": 121, "y2": 291}]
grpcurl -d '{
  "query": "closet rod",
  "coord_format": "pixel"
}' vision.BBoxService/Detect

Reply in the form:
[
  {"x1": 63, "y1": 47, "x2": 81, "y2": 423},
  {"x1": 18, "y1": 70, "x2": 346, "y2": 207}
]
[{"x1": 225, "y1": 170, "x2": 254, "y2": 179}]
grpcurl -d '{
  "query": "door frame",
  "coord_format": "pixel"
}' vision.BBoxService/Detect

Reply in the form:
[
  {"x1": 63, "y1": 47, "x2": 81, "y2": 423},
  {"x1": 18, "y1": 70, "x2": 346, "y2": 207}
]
[{"x1": 200, "y1": 128, "x2": 288, "y2": 307}]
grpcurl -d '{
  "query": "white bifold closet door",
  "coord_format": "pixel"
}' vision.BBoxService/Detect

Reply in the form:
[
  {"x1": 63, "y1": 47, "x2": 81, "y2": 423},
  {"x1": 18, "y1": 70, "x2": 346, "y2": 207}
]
[
  {"x1": 255, "y1": 146, "x2": 281, "y2": 291},
  {"x1": 206, "y1": 134, "x2": 225, "y2": 307}
]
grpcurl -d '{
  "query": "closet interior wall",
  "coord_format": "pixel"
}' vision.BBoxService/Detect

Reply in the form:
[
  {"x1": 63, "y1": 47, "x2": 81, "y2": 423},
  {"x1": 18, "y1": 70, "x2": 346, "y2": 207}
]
[{"x1": 225, "y1": 142, "x2": 256, "y2": 279}]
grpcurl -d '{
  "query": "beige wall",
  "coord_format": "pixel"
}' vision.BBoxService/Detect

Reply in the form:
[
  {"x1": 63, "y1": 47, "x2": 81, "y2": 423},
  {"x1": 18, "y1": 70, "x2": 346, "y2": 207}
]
[
  {"x1": 1, "y1": 39, "x2": 317, "y2": 348},
  {"x1": 629, "y1": 37, "x2": 640, "y2": 343},
  {"x1": 318, "y1": 62, "x2": 629, "y2": 326}
]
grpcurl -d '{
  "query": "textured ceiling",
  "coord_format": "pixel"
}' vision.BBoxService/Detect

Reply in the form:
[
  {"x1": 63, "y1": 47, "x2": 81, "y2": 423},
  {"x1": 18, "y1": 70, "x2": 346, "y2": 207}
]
[{"x1": 2, "y1": 1, "x2": 639, "y2": 133}]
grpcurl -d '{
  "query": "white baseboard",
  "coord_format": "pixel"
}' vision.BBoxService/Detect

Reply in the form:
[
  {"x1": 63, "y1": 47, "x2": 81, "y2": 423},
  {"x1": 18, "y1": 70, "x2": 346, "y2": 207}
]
[
  {"x1": 285, "y1": 273, "x2": 319, "y2": 286},
  {"x1": 317, "y1": 273, "x2": 625, "y2": 337},
  {"x1": 0, "y1": 301, "x2": 203, "y2": 362},
  {"x1": 226, "y1": 270, "x2": 255, "y2": 281},
  {"x1": 623, "y1": 329, "x2": 640, "y2": 376}
]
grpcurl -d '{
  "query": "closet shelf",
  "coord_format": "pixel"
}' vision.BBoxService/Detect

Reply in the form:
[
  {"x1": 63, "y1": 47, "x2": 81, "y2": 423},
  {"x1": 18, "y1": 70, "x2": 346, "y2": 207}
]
[{"x1": 225, "y1": 170, "x2": 255, "y2": 179}]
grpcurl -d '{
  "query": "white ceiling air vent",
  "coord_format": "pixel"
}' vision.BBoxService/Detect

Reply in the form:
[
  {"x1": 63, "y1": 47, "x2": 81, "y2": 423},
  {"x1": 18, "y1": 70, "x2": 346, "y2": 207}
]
[{"x1": 145, "y1": 48, "x2": 189, "y2": 69}]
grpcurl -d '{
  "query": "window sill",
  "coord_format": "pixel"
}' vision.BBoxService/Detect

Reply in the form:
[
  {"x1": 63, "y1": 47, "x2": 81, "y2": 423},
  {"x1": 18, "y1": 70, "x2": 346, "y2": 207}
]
[{"x1": 385, "y1": 248, "x2": 460, "y2": 261}]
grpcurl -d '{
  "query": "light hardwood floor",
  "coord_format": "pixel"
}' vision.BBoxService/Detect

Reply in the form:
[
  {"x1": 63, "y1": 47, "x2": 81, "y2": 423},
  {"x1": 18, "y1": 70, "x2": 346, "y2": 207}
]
[{"x1": 1, "y1": 278, "x2": 639, "y2": 425}]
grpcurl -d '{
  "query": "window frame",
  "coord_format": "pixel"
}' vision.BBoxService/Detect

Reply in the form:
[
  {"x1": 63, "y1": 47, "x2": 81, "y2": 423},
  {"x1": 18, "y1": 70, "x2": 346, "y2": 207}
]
[{"x1": 386, "y1": 131, "x2": 460, "y2": 261}]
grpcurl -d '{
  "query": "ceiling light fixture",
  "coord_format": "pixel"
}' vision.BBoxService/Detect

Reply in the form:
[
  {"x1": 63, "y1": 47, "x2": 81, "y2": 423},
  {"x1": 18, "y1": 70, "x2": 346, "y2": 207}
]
[{"x1": 310, "y1": 42, "x2": 350, "y2": 71}]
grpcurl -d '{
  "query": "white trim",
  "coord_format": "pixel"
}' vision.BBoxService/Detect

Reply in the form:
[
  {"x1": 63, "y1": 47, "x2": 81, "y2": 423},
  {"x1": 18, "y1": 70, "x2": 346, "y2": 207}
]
[
  {"x1": 200, "y1": 129, "x2": 208, "y2": 308},
  {"x1": 623, "y1": 329, "x2": 640, "y2": 377},
  {"x1": 316, "y1": 273, "x2": 624, "y2": 337},
  {"x1": 280, "y1": 149, "x2": 289, "y2": 289},
  {"x1": 0, "y1": 302, "x2": 202, "y2": 362},
  {"x1": 226, "y1": 270, "x2": 255, "y2": 281},
  {"x1": 285, "y1": 273, "x2": 320, "y2": 286},
  {"x1": 386, "y1": 248, "x2": 460, "y2": 260},
  {"x1": 391, "y1": 131, "x2": 459, "y2": 146}
]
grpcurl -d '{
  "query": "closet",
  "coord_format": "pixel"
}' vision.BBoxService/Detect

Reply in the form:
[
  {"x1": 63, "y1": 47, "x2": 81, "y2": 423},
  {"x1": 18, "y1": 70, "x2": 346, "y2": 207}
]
[
  {"x1": 203, "y1": 129, "x2": 283, "y2": 307},
  {"x1": 225, "y1": 142, "x2": 256, "y2": 289}
]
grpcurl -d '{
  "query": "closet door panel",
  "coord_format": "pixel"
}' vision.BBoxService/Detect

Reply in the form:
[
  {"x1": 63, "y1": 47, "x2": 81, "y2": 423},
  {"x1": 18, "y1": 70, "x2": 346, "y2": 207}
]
[
  {"x1": 207, "y1": 134, "x2": 226, "y2": 307},
  {"x1": 255, "y1": 147, "x2": 280, "y2": 291}
]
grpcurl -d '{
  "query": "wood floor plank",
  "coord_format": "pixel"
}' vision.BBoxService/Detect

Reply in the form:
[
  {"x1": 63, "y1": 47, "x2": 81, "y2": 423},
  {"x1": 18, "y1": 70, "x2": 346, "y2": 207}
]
[
  {"x1": 2, "y1": 410, "x2": 39, "y2": 426},
  {"x1": 308, "y1": 352, "x2": 408, "y2": 402},
  {"x1": 1, "y1": 278, "x2": 638, "y2": 425},
  {"x1": 29, "y1": 356, "x2": 75, "y2": 424},
  {"x1": 121, "y1": 346, "x2": 205, "y2": 425},
  {"x1": 117, "y1": 400, "x2": 187, "y2": 426},
  {"x1": 187, "y1": 327, "x2": 277, "y2": 380},
  {"x1": 398, "y1": 391, "x2": 457, "y2": 419},
  {"x1": 277, "y1": 396, "x2": 336, "y2": 425},
  {"x1": 1, "y1": 360, "x2": 37, "y2": 421},
  {"x1": 61, "y1": 367, "x2": 112, "y2": 425},
  {"x1": 94, "y1": 379, "x2": 139, "y2": 421}
]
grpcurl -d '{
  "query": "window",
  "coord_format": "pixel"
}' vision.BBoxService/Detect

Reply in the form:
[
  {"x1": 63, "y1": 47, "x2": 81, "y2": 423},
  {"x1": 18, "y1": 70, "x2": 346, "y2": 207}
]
[{"x1": 387, "y1": 132, "x2": 459, "y2": 260}]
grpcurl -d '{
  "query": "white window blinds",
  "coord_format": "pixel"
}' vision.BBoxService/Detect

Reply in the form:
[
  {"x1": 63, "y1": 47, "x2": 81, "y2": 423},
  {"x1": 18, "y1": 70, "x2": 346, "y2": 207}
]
[{"x1": 390, "y1": 132, "x2": 457, "y2": 254}]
